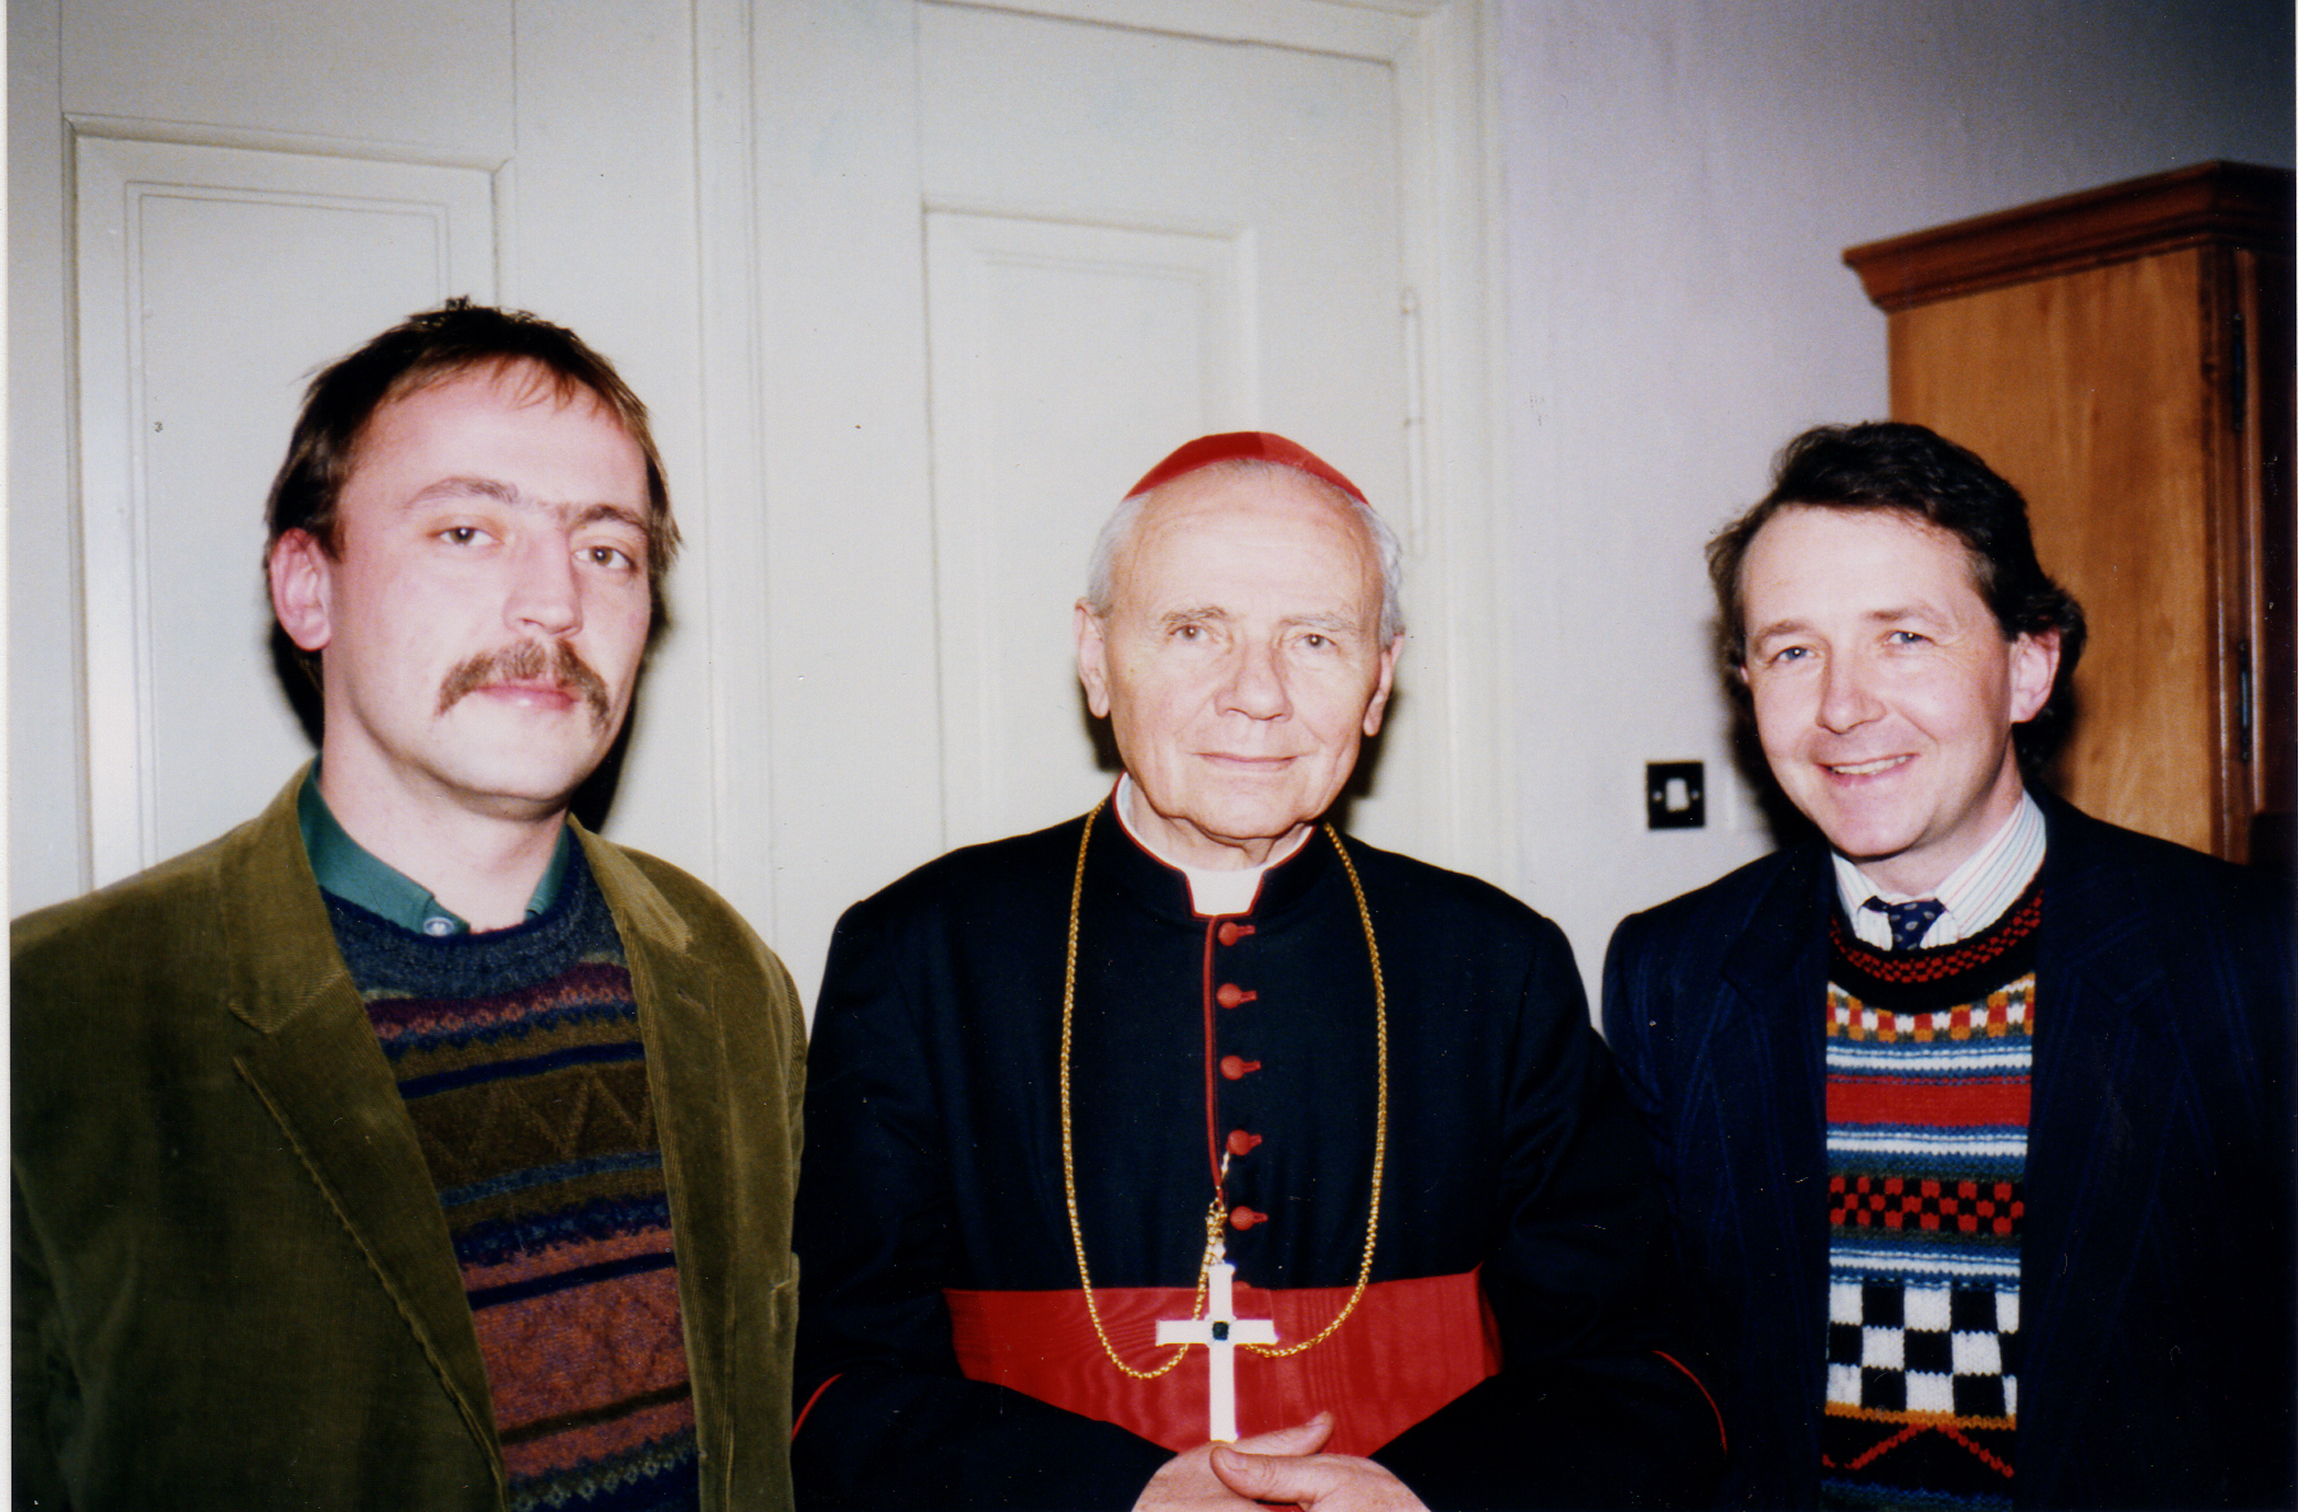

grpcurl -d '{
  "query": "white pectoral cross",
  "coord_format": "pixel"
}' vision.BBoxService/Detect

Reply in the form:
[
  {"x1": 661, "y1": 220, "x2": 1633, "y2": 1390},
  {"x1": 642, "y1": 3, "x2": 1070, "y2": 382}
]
[{"x1": 1157, "y1": 1248, "x2": 1278, "y2": 1443}]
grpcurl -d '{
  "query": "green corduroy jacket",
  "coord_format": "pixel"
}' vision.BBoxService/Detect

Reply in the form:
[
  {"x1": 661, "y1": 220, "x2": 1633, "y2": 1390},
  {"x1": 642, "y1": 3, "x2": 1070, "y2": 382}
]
[{"x1": 13, "y1": 771, "x2": 805, "y2": 1510}]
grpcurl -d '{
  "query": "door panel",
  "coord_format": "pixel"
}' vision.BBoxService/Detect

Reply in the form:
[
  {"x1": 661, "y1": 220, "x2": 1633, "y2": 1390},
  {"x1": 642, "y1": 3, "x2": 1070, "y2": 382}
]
[
  {"x1": 73, "y1": 136, "x2": 494, "y2": 880},
  {"x1": 925, "y1": 210, "x2": 1251, "y2": 841},
  {"x1": 915, "y1": 0, "x2": 1414, "y2": 850}
]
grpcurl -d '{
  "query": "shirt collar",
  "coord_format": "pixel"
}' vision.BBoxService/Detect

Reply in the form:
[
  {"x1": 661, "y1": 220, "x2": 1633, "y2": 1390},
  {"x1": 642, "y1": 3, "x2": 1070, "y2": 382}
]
[
  {"x1": 1833, "y1": 791, "x2": 2046, "y2": 950},
  {"x1": 296, "y1": 763, "x2": 571, "y2": 936},
  {"x1": 1112, "y1": 773, "x2": 1313, "y2": 917}
]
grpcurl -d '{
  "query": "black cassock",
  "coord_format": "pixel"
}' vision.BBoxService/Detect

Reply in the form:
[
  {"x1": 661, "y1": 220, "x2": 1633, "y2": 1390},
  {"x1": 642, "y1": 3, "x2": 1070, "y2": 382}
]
[{"x1": 793, "y1": 806, "x2": 1722, "y2": 1510}]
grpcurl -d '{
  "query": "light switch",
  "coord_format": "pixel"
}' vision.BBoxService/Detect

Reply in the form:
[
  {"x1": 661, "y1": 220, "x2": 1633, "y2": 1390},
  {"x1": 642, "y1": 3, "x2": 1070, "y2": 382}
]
[{"x1": 1646, "y1": 762, "x2": 1705, "y2": 829}]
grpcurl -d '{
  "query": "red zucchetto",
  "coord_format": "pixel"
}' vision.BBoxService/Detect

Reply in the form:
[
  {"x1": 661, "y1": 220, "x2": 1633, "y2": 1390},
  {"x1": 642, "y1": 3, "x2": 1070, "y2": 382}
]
[{"x1": 1126, "y1": 431, "x2": 1367, "y2": 505}]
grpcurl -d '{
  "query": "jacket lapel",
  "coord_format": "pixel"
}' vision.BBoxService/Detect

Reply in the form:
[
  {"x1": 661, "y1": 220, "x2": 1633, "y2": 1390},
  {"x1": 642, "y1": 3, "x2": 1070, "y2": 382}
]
[
  {"x1": 218, "y1": 774, "x2": 502, "y2": 1473},
  {"x1": 581, "y1": 832, "x2": 739, "y2": 1507},
  {"x1": 1715, "y1": 843, "x2": 1833, "y2": 1224},
  {"x1": 1713, "y1": 845, "x2": 1836, "y2": 1456},
  {"x1": 2017, "y1": 798, "x2": 2176, "y2": 1504}
]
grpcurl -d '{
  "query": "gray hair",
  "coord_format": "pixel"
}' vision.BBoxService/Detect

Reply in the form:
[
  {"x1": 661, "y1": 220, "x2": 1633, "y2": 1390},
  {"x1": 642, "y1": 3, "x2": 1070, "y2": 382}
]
[{"x1": 1082, "y1": 458, "x2": 1405, "y2": 642}]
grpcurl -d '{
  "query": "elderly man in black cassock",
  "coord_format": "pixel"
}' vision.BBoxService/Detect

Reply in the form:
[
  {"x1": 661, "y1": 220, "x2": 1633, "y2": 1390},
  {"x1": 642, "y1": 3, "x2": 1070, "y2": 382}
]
[{"x1": 791, "y1": 433, "x2": 1723, "y2": 1511}]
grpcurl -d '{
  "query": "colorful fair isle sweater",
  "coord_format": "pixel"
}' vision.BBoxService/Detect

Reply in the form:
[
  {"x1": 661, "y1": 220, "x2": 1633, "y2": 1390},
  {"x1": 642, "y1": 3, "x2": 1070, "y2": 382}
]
[
  {"x1": 1820, "y1": 878, "x2": 2040, "y2": 1510},
  {"x1": 324, "y1": 846, "x2": 701, "y2": 1511}
]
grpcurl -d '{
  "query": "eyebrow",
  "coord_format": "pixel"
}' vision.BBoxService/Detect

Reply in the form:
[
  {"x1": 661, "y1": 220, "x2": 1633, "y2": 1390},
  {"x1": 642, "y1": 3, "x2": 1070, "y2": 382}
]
[
  {"x1": 409, "y1": 475, "x2": 520, "y2": 509},
  {"x1": 1749, "y1": 604, "x2": 1947, "y2": 643},
  {"x1": 1152, "y1": 605, "x2": 1366, "y2": 636},
  {"x1": 408, "y1": 477, "x2": 647, "y2": 534},
  {"x1": 571, "y1": 501, "x2": 650, "y2": 534}
]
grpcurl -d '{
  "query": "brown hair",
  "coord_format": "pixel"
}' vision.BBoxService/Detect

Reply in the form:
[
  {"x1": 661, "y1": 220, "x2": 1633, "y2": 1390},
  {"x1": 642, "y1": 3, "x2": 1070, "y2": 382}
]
[{"x1": 1708, "y1": 421, "x2": 2086, "y2": 776}]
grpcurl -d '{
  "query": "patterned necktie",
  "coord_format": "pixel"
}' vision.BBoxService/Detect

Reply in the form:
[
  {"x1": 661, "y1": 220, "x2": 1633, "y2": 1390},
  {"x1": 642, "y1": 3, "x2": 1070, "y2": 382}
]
[{"x1": 1865, "y1": 896, "x2": 1946, "y2": 951}]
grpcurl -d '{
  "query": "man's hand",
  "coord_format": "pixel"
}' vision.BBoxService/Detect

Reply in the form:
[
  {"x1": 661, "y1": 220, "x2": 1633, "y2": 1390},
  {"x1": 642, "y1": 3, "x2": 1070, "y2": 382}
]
[
  {"x1": 1132, "y1": 1414, "x2": 1334, "y2": 1510},
  {"x1": 1208, "y1": 1443, "x2": 1430, "y2": 1511}
]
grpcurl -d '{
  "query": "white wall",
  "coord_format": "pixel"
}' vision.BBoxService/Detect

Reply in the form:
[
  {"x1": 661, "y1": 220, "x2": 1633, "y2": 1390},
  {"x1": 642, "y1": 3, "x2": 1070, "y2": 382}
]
[
  {"x1": 1496, "y1": 0, "x2": 2295, "y2": 1000},
  {"x1": 13, "y1": 0, "x2": 2291, "y2": 1010}
]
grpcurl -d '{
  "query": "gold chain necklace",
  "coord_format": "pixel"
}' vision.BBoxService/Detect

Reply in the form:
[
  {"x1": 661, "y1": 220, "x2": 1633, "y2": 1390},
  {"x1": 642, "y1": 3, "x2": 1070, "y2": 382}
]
[{"x1": 1058, "y1": 797, "x2": 1388, "y2": 1378}]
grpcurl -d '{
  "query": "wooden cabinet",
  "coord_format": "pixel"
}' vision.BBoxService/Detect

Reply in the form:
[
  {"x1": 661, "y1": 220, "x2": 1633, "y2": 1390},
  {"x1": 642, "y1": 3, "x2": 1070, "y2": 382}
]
[{"x1": 1845, "y1": 162, "x2": 2294, "y2": 865}]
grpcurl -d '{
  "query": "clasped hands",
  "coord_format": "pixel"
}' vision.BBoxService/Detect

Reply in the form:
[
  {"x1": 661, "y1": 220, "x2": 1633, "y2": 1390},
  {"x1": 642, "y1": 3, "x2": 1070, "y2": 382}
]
[{"x1": 1132, "y1": 1413, "x2": 1430, "y2": 1512}]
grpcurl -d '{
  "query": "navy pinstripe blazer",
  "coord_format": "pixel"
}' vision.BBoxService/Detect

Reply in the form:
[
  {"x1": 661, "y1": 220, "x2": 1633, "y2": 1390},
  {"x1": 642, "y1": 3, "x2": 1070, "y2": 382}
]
[{"x1": 1602, "y1": 793, "x2": 2294, "y2": 1508}]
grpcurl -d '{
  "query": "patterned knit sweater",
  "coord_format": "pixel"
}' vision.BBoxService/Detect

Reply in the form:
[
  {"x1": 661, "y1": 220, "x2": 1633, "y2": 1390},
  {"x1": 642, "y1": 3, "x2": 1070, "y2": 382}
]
[
  {"x1": 324, "y1": 846, "x2": 701, "y2": 1511},
  {"x1": 1819, "y1": 878, "x2": 2040, "y2": 1511}
]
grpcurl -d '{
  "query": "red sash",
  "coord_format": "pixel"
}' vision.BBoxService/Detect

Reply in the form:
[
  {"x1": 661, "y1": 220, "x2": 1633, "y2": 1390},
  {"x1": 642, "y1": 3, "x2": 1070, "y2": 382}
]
[{"x1": 944, "y1": 1269, "x2": 1498, "y2": 1456}]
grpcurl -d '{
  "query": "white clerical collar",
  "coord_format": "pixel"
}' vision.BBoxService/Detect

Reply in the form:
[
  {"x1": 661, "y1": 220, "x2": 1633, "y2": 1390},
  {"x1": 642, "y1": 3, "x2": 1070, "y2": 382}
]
[
  {"x1": 1834, "y1": 791, "x2": 2046, "y2": 950},
  {"x1": 1112, "y1": 774, "x2": 1311, "y2": 917}
]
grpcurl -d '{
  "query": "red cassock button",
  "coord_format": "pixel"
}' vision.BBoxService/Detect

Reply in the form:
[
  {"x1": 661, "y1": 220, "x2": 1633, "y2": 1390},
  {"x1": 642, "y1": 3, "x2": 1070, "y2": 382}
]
[
  {"x1": 1219, "y1": 1055, "x2": 1261, "y2": 1080},
  {"x1": 1215, "y1": 983, "x2": 1258, "y2": 1009},
  {"x1": 1226, "y1": 1129, "x2": 1262, "y2": 1157},
  {"x1": 1217, "y1": 921, "x2": 1256, "y2": 947},
  {"x1": 1229, "y1": 1206, "x2": 1267, "y2": 1230}
]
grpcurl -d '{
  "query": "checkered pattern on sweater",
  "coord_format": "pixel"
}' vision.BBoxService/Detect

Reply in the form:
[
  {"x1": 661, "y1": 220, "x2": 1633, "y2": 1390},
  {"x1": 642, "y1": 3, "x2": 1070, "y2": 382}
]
[
  {"x1": 327, "y1": 844, "x2": 701, "y2": 1512},
  {"x1": 1829, "y1": 1277, "x2": 2018, "y2": 1420},
  {"x1": 1819, "y1": 877, "x2": 2039, "y2": 1512}
]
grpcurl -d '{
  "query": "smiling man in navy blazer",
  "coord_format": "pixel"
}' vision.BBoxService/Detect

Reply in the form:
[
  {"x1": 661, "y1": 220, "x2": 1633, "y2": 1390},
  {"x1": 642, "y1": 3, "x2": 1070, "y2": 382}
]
[{"x1": 1604, "y1": 422, "x2": 2293, "y2": 1509}]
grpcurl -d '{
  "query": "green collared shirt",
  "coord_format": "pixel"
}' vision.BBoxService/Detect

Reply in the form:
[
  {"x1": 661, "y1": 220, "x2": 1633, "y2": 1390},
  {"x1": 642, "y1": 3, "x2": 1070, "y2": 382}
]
[{"x1": 295, "y1": 766, "x2": 570, "y2": 936}]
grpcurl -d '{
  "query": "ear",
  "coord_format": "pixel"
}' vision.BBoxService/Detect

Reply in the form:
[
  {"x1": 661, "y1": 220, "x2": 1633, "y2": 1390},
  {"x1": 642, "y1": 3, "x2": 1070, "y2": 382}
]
[
  {"x1": 269, "y1": 528, "x2": 336, "y2": 653},
  {"x1": 1361, "y1": 632, "x2": 1404, "y2": 737},
  {"x1": 1075, "y1": 601, "x2": 1112, "y2": 719},
  {"x1": 2007, "y1": 628, "x2": 2060, "y2": 724}
]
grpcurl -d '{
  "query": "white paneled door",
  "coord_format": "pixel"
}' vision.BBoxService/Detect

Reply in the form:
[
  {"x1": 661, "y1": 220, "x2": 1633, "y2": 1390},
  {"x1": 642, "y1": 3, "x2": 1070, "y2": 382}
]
[
  {"x1": 752, "y1": 1, "x2": 1500, "y2": 1000},
  {"x1": 18, "y1": 0, "x2": 711, "y2": 920},
  {"x1": 17, "y1": 0, "x2": 712, "y2": 919}
]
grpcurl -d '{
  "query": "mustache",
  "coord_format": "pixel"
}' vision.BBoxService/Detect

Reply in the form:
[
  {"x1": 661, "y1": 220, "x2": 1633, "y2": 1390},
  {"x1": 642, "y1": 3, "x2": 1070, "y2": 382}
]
[{"x1": 435, "y1": 640, "x2": 614, "y2": 732}]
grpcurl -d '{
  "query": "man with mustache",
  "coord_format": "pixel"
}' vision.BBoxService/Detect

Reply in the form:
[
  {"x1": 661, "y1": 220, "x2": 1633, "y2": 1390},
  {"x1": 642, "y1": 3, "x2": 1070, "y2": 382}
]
[
  {"x1": 1603, "y1": 423, "x2": 2294, "y2": 1508},
  {"x1": 791, "y1": 433, "x2": 1722, "y2": 1510},
  {"x1": 13, "y1": 302, "x2": 806, "y2": 1510}
]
